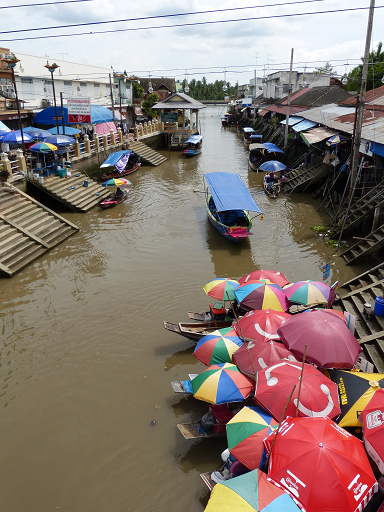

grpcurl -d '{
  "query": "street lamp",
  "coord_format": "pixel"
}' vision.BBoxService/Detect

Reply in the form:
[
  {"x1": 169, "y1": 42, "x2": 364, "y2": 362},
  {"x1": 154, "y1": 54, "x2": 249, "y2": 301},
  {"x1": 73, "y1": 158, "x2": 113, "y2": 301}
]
[
  {"x1": 3, "y1": 53, "x2": 26, "y2": 155},
  {"x1": 184, "y1": 72, "x2": 189, "y2": 94},
  {"x1": 114, "y1": 72, "x2": 126, "y2": 131},
  {"x1": 44, "y1": 61, "x2": 60, "y2": 135},
  {"x1": 223, "y1": 69, "x2": 227, "y2": 92}
]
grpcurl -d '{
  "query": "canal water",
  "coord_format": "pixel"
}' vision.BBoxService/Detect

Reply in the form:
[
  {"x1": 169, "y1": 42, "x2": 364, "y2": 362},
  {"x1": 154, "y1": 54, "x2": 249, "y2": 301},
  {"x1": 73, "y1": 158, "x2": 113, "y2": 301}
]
[{"x1": 0, "y1": 106, "x2": 373, "y2": 512}]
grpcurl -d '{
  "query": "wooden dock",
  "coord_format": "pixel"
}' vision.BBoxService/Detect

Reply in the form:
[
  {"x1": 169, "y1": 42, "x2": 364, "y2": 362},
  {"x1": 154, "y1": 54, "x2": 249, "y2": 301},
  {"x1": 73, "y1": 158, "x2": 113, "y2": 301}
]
[{"x1": 0, "y1": 183, "x2": 79, "y2": 277}]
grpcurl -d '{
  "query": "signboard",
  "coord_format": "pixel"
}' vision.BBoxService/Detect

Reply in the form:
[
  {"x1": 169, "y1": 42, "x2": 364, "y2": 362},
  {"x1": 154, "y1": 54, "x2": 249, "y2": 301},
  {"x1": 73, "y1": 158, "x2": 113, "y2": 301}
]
[
  {"x1": 161, "y1": 112, "x2": 178, "y2": 123},
  {"x1": 322, "y1": 262, "x2": 330, "y2": 281},
  {"x1": 67, "y1": 98, "x2": 91, "y2": 124}
]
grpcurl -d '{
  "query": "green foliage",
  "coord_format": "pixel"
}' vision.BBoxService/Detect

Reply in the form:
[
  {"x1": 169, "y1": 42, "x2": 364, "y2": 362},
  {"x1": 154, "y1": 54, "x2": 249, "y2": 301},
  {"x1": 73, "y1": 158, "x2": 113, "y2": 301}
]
[
  {"x1": 345, "y1": 42, "x2": 384, "y2": 92},
  {"x1": 326, "y1": 239, "x2": 346, "y2": 249},
  {"x1": 142, "y1": 93, "x2": 159, "y2": 119},
  {"x1": 311, "y1": 225, "x2": 328, "y2": 233},
  {"x1": 314, "y1": 62, "x2": 337, "y2": 76},
  {"x1": 182, "y1": 77, "x2": 238, "y2": 101},
  {"x1": 133, "y1": 82, "x2": 144, "y2": 98}
]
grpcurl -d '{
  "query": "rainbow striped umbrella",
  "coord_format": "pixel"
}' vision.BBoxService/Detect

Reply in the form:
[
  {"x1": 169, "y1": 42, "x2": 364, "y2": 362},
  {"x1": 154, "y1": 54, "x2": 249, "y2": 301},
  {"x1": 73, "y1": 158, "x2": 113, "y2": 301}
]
[
  {"x1": 227, "y1": 406, "x2": 279, "y2": 470},
  {"x1": 234, "y1": 282, "x2": 290, "y2": 312},
  {"x1": 193, "y1": 331, "x2": 243, "y2": 366},
  {"x1": 283, "y1": 280, "x2": 331, "y2": 306},
  {"x1": 102, "y1": 178, "x2": 132, "y2": 187},
  {"x1": 30, "y1": 141, "x2": 57, "y2": 152},
  {"x1": 203, "y1": 278, "x2": 239, "y2": 301},
  {"x1": 192, "y1": 363, "x2": 254, "y2": 404}
]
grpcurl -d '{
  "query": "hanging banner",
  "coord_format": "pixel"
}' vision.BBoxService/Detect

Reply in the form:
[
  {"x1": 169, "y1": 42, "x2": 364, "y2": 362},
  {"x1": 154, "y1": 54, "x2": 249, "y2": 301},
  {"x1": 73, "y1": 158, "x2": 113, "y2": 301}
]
[
  {"x1": 67, "y1": 98, "x2": 91, "y2": 124},
  {"x1": 322, "y1": 262, "x2": 330, "y2": 281}
]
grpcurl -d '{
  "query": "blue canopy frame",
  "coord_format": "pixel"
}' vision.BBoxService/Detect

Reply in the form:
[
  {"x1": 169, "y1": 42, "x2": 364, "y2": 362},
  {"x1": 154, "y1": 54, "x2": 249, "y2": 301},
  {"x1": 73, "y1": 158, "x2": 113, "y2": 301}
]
[
  {"x1": 100, "y1": 150, "x2": 132, "y2": 168},
  {"x1": 263, "y1": 142, "x2": 284, "y2": 154},
  {"x1": 243, "y1": 127, "x2": 256, "y2": 133},
  {"x1": 185, "y1": 135, "x2": 203, "y2": 144},
  {"x1": 204, "y1": 172, "x2": 263, "y2": 213}
]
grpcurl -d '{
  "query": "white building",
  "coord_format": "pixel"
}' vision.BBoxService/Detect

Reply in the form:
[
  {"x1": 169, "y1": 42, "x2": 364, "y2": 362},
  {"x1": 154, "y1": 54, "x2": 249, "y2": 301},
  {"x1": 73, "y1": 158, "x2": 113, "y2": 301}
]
[{"x1": 262, "y1": 71, "x2": 332, "y2": 100}]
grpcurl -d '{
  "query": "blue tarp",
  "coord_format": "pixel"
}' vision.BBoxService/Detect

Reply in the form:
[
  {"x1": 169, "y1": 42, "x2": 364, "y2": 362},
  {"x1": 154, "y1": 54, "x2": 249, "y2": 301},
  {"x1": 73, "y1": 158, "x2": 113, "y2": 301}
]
[
  {"x1": 204, "y1": 172, "x2": 263, "y2": 213},
  {"x1": 100, "y1": 150, "x2": 132, "y2": 168},
  {"x1": 185, "y1": 134, "x2": 203, "y2": 144},
  {"x1": 33, "y1": 105, "x2": 117, "y2": 125},
  {"x1": 292, "y1": 119, "x2": 317, "y2": 132},
  {"x1": 243, "y1": 127, "x2": 255, "y2": 133},
  {"x1": 249, "y1": 134, "x2": 262, "y2": 139},
  {"x1": 263, "y1": 142, "x2": 284, "y2": 154},
  {"x1": 280, "y1": 116, "x2": 304, "y2": 126},
  {"x1": 370, "y1": 141, "x2": 384, "y2": 157}
]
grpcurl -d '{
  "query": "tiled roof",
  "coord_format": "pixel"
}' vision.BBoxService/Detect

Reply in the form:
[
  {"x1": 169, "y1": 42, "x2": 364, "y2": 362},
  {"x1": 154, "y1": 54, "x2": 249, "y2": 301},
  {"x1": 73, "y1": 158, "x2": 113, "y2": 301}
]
[
  {"x1": 339, "y1": 85, "x2": 384, "y2": 106},
  {"x1": 290, "y1": 86, "x2": 351, "y2": 107},
  {"x1": 152, "y1": 92, "x2": 206, "y2": 110},
  {"x1": 139, "y1": 78, "x2": 176, "y2": 93}
]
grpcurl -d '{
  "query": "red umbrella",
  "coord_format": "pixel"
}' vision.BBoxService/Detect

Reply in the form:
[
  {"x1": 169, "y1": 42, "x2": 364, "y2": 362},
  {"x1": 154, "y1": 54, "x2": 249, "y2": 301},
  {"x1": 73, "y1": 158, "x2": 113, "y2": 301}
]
[
  {"x1": 255, "y1": 360, "x2": 341, "y2": 420},
  {"x1": 233, "y1": 339, "x2": 298, "y2": 379},
  {"x1": 276, "y1": 309, "x2": 362, "y2": 369},
  {"x1": 359, "y1": 388, "x2": 384, "y2": 474},
  {"x1": 264, "y1": 416, "x2": 378, "y2": 512},
  {"x1": 239, "y1": 270, "x2": 289, "y2": 288},
  {"x1": 232, "y1": 309, "x2": 291, "y2": 342}
]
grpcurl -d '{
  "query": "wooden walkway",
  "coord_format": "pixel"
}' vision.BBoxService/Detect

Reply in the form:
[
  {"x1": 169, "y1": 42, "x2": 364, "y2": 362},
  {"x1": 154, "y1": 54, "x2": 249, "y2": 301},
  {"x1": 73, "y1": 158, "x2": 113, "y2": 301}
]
[
  {"x1": 284, "y1": 164, "x2": 333, "y2": 193},
  {"x1": 29, "y1": 172, "x2": 110, "y2": 213},
  {"x1": 0, "y1": 184, "x2": 79, "y2": 277},
  {"x1": 340, "y1": 225, "x2": 384, "y2": 265},
  {"x1": 127, "y1": 141, "x2": 167, "y2": 166},
  {"x1": 333, "y1": 263, "x2": 384, "y2": 372}
]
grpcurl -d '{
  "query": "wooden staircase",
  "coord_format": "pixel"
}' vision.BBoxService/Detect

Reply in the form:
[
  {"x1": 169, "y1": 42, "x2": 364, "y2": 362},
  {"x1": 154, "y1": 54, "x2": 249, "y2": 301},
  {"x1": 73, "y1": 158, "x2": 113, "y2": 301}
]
[
  {"x1": 0, "y1": 184, "x2": 79, "y2": 277},
  {"x1": 329, "y1": 183, "x2": 384, "y2": 238},
  {"x1": 340, "y1": 224, "x2": 384, "y2": 265},
  {"x1": 332, "y1": 263, "x2": 384, "y2": 372},
  {"x1": 170, "y1": 132, "x2": 190, "y2": 150},
  {"x1": 29, "y1": 173, "x2": 110, "y2": 213},
  {"x1": 284, "y1": 164, "x2": 332, "y2": 193},
  {"x1": 127, "y1": 141, "x2": 167, "y2": 166}
]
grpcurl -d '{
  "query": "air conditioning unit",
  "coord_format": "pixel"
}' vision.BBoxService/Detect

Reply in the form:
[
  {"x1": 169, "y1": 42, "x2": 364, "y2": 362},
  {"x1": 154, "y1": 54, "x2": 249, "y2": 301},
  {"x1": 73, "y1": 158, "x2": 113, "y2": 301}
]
[{"x1": 41, "y1": 99, "x2": 51, "y2": 108}]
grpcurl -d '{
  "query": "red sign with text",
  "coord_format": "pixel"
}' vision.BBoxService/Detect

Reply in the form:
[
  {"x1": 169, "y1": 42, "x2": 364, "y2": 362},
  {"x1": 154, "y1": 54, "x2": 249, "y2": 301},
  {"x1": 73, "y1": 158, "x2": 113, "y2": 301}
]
[{"x1": 67, "y1": 98, "x2": 91, "y2": 124}]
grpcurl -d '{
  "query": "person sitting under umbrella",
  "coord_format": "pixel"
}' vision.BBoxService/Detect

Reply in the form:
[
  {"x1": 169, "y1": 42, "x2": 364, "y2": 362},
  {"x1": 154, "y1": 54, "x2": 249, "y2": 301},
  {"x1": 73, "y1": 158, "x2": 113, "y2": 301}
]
[{"x1": 115, "y1": 187, "x2": 124, "y2": 198}]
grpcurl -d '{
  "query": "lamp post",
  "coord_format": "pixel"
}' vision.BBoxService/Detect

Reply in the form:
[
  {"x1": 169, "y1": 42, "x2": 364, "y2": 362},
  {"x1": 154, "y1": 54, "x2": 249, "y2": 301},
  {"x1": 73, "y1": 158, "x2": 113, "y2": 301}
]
[
  {"x1": 3, "y1": 53, "x2": 25, "y2": 155},
  {"x1": 114, "y1": 72, "x2": 126, "y2": 132},
  {"x1": 44, "y1": 61, "x2": 60, "y2": 135}
]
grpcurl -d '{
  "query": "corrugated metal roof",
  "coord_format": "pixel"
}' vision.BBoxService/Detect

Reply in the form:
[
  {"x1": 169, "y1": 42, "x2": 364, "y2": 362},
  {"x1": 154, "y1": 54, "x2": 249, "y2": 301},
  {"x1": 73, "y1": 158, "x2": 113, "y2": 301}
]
[
  {"x1": 292, "y1": 119, "x2": 318, "y2": 132},
  {"x1": 280, "y1": 116, "x2": 304, "y2": 126},
  {"x1": 264, "y1": 105, "x2": 308, "y2": 115}
]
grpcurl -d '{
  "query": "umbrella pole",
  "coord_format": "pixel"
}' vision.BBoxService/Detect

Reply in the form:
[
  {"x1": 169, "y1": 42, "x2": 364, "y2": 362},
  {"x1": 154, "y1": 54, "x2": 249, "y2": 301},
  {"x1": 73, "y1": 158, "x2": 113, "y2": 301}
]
[
  {"x1": 264, "y1": 384, "x2": 297, "y2": 472},
  {"x1": 226, "y1": 293, "x2": 258, "y2": 379},
  {"x1": 295, "y1": 344, "x2": 307, "y2": 417}
]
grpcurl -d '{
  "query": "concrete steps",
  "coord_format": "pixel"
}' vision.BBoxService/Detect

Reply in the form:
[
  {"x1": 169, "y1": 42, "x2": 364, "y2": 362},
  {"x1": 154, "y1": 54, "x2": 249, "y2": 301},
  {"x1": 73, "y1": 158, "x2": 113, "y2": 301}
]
[
  {"x1": 170, "y1": 132, "x2": 190, "y2": 150},
  {"x1": 29, "y1": 173, "x2": 110, "y2": 212},
  {"x1": 333, "y1": 263, "x2": 384, "y2": 372},
  {"x1": 127, "y1": 141, "x2": 168, "y2": 166},
  {"x1": 340, "y1": 225, "x2": 384, "y2": 265},
  {"x1": 0, "y1": 184, "x2": 79, "y2": 277}
]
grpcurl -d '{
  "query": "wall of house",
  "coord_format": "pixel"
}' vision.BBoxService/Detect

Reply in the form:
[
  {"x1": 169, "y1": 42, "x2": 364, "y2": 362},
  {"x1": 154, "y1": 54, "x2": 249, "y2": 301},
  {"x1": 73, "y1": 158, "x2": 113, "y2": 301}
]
[{"x1": 263, "y1": 71, "x2": 331, "y2": 100}]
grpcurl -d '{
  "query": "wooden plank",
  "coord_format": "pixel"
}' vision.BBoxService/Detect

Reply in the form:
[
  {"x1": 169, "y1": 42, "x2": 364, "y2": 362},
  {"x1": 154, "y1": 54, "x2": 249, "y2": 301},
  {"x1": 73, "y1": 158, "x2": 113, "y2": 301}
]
[
  {"x1": 358, "y1": 330, "x2": 384, "y2": 344},
  {"x1": 364, "y1": 344, "x2": 384, "y2": 373},
  {"x1": 177, "y1": 422, "x2": 226, "y2": 440},
  {"x1": 340, "y1": 263, "x2": 384, "y2": 289},
  {"x1": 340, "y1": 279, "x2": 384, "y2": 299}
]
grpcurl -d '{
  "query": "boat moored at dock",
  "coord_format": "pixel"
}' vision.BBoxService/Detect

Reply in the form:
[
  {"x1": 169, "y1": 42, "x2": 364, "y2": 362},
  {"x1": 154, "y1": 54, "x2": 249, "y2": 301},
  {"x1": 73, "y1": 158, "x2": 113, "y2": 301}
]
[{"x1": 183, "y1": 134, "x2": 203, "y2": 157}]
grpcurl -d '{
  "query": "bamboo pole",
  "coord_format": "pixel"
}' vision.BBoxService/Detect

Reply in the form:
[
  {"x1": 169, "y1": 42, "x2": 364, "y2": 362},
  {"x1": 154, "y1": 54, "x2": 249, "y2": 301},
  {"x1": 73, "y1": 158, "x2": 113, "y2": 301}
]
[{"x1": 295, "y1": 344, "x2": 307, "y2": 417}]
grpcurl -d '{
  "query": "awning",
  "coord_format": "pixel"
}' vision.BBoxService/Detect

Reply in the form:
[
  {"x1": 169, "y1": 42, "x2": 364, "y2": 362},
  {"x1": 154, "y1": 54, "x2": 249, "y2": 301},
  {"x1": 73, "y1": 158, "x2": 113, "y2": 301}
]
[
  {"x1": 185, "y1": 134, "x2": 203, "y2": 144},
  {"x1": 300, "y1": 127, "x2": 338, "y2": 145},
  {"x1": 33, "y1": 105, "x2": 116, "y2": 125},
  {"x1": 100, "y1": 150, "x2": 132, "y2": 168},
  {"x1": 249, "y1": 134, "x2": 262, "y2": 139},
  {"x1": 114, "y1": 109, "x2": 126, "y2": 121},
  {"x1": 249, "y1": 143, "x2": 265, "y2": 151},
  {"x1": 96, "y1": 121, "x2": 117, "y2": 136},
  {"x1": 280, "y1": 116, "x2": 304, "y2": 126},
  {"x1": 243, "y1": 127, "x2": 255, "y2": 133},
  {"x1": 292, "y1": 120, "x2": 317, "y2": 132},
  {"x1": 134, "y1": 107, "x2": 143, "y2": 115},
  {"x1": 204, "y1": 172, "x2": 263, "y2": 213},
  {"x1": 370, "y1": 141, "x2": 384, "y2": 157}
]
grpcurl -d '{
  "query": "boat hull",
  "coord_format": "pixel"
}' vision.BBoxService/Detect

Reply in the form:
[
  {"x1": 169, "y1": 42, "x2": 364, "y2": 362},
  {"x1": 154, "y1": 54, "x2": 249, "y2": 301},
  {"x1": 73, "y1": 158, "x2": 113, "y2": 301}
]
[
  {"x1": 206, "y1": 197, "x2": 252, "y2": 243},
  {"x1": 263, "y1": 178, "x2": 281, "y2": 199},
  {"x1": 100, "y1": 163, "x2": 141, "y2": 181},
  {"x1": 183, "y1": 149, "x2": 201, "y2": 157},
  {"x1": 98, "y1": 191, "x2": 128, "y2": 208}
]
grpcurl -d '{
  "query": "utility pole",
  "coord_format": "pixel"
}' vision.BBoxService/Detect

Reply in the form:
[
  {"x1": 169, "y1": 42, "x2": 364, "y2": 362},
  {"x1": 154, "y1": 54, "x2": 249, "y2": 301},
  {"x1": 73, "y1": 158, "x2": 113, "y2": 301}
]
[
  {"x1": 350, "y1": 0, "x2": 375, "y2": 189},
  {"x1": 284, "y1": 48, "x2": 294, "y2": 150},
  {"x1": 253, "y1": 52, "x2": 258, "y2": 119},
  {"x1": 60, "y1": 92, "x2": 65, "y2": 135},
  {"x1": 109, "y1": 73, "x2": 116, "y2": 129}
]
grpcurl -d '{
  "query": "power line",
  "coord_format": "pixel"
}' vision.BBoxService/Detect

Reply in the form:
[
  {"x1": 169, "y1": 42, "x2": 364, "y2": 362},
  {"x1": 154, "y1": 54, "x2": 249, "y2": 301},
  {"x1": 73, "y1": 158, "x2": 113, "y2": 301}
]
[
  {"x1": 0, "y1": 0, "x2": 93, "y2": 8},
  {"x1": 3, "y1": 5, "x2": 383, "y2": 42},
  {"x1": 1, "y1": 0, "x2": 327, "y2": 34}
]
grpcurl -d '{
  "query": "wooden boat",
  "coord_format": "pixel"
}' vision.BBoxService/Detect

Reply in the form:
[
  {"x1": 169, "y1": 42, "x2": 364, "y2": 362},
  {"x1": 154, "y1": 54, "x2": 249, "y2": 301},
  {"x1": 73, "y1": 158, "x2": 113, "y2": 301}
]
[
  {"x1": 249, "y1": 142, "x2": 284, "y2": 172},
  {"x1": 99, "y1": 150, "x2": 141, "y2": 181},
  {"x1": 164, "y1": 320, "x2": 232, "y2": 342},
  {"x1": 177, "y1": 422, "x2": 227, "y2": 439},
  {"x1": 97, "y1": 189, "x2": 129, "y2": 208},
  {"x1": 177, "y1": 404, "x2": 236, "y2": 439},
  {"x1": 263, "y1": 174, "x2": 281, "y2": 199},
  {"x1": 243, "y1": 127, "x2": 256, "y2": 143},
  {"x1": 183, "y1": 134, "x2": 203, "y2": 157},
  {"x1": 204, "y1": 172, "x2": 263, "y2": 243}
]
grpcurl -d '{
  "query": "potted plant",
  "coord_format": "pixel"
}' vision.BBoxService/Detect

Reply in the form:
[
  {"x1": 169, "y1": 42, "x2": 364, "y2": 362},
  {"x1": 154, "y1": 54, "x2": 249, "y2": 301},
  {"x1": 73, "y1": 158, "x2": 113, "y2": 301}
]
[{"x1": 0, "y1": 168, "x2": 10, "y2": 182}]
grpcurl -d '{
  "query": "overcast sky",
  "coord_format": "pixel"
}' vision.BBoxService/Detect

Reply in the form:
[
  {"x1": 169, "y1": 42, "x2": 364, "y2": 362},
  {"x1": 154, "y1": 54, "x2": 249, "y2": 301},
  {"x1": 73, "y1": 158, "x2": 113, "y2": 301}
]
[{"x1": 2, "y1": 0, "x2": 383, "y2": 86}]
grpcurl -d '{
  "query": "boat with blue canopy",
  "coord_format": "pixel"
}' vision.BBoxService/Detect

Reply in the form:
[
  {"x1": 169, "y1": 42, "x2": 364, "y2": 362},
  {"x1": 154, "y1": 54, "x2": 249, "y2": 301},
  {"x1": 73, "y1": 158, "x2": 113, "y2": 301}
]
[
  {"x1": 248, "y1": 142, "x2": 284, "y2": 171},
  {"x1": 99, "y1": 149, "x2": 141, "y2": 180},
  {"x1": 183, "y1": 134, "x2": 203, "y2": 157},
  {"x1": 204, "y1": 172, "x2": 263, "y2": 243},
  {"x1": 242, "y1": 127, "x2": 256, "y2": 143}
]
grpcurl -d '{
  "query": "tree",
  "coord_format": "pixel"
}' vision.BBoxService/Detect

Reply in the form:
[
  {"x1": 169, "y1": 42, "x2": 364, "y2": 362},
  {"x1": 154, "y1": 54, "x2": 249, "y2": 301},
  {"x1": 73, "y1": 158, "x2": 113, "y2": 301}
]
[
  {"x1": 344, "y1": 42, "x2": 384, "y2": 92},
  {"x1": 141, "y1": 93, "x2": 159, "y2": 119},
  {"x1": 133, "y1": 82, "x2": 144, "y2": 98},
  {"x1": 314, "y1": 62, "x2": 337, "y2": 75}
]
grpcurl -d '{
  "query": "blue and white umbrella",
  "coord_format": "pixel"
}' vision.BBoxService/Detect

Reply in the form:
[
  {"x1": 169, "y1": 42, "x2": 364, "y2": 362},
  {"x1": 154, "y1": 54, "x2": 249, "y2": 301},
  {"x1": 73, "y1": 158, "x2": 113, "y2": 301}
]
[
  {"x1": 1, "y1": 131, "x2": 33, "y2": 144},
  {"x1": 24, "y1": 127, "x2": 52, "y2": 140},
  {"x1": 259, "y1": 161, "x2": 286, "y2": 173},
  {"x1": 44, "y1": 135, "x2": 75, "y2": 147}
]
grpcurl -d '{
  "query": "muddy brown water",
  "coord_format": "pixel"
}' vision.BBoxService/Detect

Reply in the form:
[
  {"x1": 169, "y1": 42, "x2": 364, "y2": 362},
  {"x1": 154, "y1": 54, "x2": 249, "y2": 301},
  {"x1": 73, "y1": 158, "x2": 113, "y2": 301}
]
[{"x1": 0, "y1": 106, "x2": 374, "y2": 512}]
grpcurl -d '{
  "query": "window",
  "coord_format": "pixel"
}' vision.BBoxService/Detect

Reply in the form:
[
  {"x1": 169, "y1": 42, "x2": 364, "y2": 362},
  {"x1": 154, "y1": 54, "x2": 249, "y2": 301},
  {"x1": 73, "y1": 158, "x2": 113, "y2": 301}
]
[
  {"x1": 64, "y1": 81, "x2": 72, "y2": 86},
  {"x1": 21, "y1": 77, "x2": 34, "y2": 99},
  {"x1": 94, "y1": 83, "x2": 100, "y2": 88},
  {"x1": 21, "y1": 77, "x2": 33, "y2": 84}
]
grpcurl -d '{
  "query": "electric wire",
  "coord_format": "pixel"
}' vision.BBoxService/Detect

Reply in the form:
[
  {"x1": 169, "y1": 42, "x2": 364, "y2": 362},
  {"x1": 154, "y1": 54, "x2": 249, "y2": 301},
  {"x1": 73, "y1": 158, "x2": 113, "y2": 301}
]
[{"x1": 0, "y1": 0, "x2": 93, "y2": 8}]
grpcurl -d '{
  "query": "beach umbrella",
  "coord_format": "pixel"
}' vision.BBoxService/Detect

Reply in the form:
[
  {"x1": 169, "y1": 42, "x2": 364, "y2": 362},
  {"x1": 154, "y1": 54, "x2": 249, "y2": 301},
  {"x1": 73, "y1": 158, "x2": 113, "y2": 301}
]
[
  {"x1": 326, "y1": 134, "x2": 346, "y2": 146},
  {"x1": 234, "y1": 282, "x2": 290, "y2": 313},
  {"x1": 226, "y1": 406, "x2": 278, "y2": 470},
  {"x1": 23, "y1": 127, "x2": 52, "y2": 140},
  {"x1": 233, "y1": 339, "x2": 298, "y2": 379},
  {"x1": 193, "y1": 331, "x2": 243, "y2": 366},
  {"x1": 191, "y1": 362, "x2": 254, "y2": 405},
  {"x1": 255, "y1": 360, "x2": 341, "y2": 420},
  {"x1": 43, "y1": 134, "x2": 75, "y2": 147},
  {"x1": 359, "y1": 388, "x2": 384, "y2": 473},
  {"x1": 258, "y1": 161, "x2": 286, "y2": 172},
  {"x1": 47, "y1": 125, "x2": 81, "y2": 135},
  {"x1": 102, "y1": 178, "x2": 132, "y2": 187},
  {"x1": 264, "y1": 416, "x2": 378, "y2": 512},
  {"x1": 204, "y1": 469, "x2": 298, "y2": 512},
  {"x1": 29, "y1": 142, "x2": 58, "y2": 153},
  {"x1": 283, "y1": 280, "x2": 332, "y2": 306},
  {"x1": 0, "y1": 129, "x2": 9, "y2": 140},
  {"x1": 1, "y1": 130, "x2": 32, "y2": 144},
  {"x1": 203, "y1": 278, "x2": 239, "y2": 302},
  {"x1": 232, "y1": 309, "x2": 291, "y2": 343},
  {"x1": 277, "y1": 309, "x2": 361, "y2": 369},
  {"x1": 327, "y1": 369, "x2": 384, "y2": 435},
  {"x1": 239, "y1": 270, "x2": 289, "y2": 288}
]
